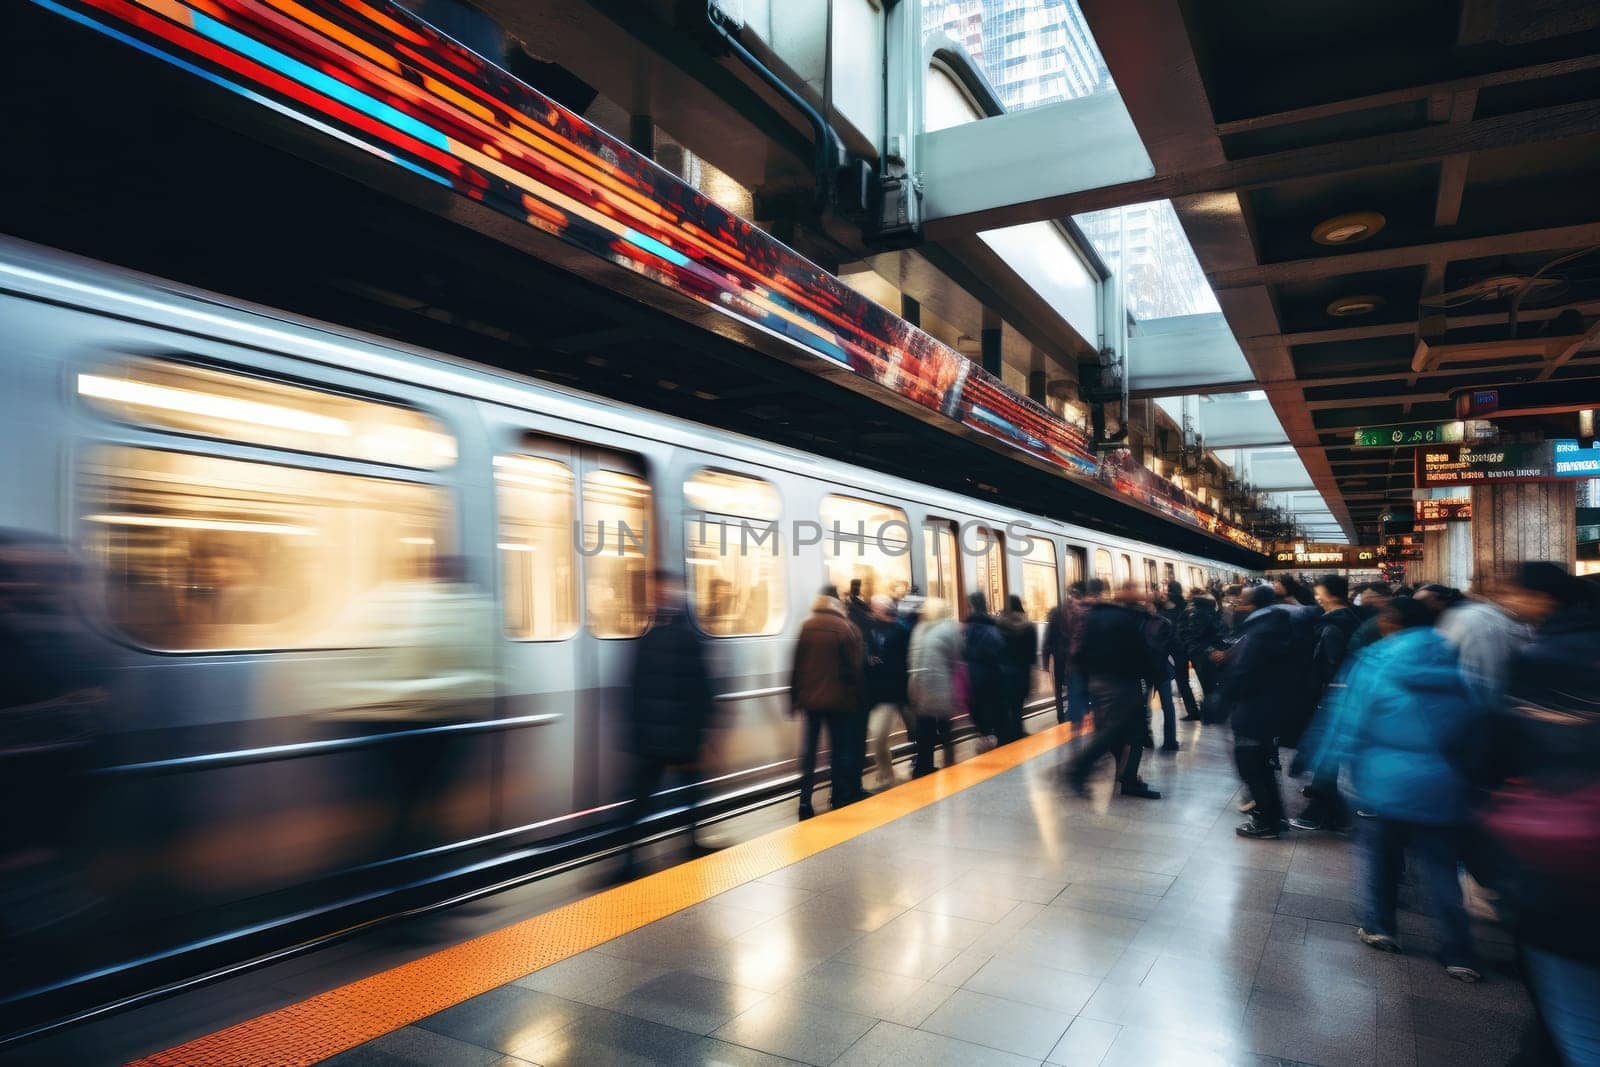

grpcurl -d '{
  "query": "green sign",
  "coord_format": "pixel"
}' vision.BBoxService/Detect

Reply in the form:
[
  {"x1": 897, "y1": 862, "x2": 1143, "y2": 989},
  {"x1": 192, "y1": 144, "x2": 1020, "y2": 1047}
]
[{"x1": 1353, "y1": 424, "x2": 1450, "y2": 448}]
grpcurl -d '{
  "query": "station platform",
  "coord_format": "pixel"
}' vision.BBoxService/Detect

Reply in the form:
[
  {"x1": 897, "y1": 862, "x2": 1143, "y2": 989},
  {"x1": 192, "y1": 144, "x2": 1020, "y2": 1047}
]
[{"x1": 32, "y1": 720, "x2": 1538, "y2": 1067}]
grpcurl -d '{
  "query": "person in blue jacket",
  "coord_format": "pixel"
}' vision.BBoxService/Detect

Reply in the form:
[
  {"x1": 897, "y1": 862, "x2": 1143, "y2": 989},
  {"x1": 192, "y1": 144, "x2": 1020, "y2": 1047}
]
[{"x1": 1304, "y1": 596, "x2": 1486, "y2": 981}]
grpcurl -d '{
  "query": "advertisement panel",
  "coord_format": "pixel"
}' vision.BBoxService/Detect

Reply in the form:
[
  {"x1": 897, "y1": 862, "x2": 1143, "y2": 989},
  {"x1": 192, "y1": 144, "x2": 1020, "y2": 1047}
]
[{"x1": 1416, "y1": 498, "x2": 1471, "y2": 522}]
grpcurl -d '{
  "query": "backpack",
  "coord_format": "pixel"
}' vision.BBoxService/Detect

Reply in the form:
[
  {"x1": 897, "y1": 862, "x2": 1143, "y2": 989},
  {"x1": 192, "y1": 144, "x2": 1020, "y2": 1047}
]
[{"x1": 1142, "y1": 613, "x2": 1173, "y2": 658}]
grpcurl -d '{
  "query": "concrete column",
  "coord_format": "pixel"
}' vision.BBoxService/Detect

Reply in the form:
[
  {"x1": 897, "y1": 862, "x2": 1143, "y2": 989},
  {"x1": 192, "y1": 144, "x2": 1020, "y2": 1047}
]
[
  {"x1": 1471, "y1": 481, "x2": 1577, "y2": 578},
  {"x1": 1419, "y1": 523, "x2": 1473, "y2": 588}
]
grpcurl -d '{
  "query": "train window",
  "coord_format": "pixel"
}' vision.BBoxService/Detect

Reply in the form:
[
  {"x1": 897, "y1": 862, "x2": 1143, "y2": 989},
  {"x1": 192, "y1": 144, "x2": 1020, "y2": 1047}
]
[
  {"x1": 1190, "y1": 565, "x2": 1205, "y2": 590},
  {"x1": 969, "y1": 526, "x2": 1006, "y2": 614},
  {"x1": 81, "y1": 446, "x2": 451, "y2": 652},
  {"x1": 820, "y1": 495, "x2": 912, "y2": 603},
  {"x1": 1164, "y1": 562, "x2": 1176, "y2": 586},
  {"x1": 1020, "y1": 537, "x2": 1058, "y2": 621},
  {"x1": 923, "y1": 520, "x2": 960, "y2": 606},
  {"x1": 1093, "y1": 548, "x2": 1113, "y2": 585},
  {"x1": 78, "y1": 357, "x2": 456, "y2": 469},
  {"x1": 1064, "y1": 545, "x2": 1086, "y2": 589},
  {"x1": 583, "y1": 470, "x2": 652, "y2": 638},
  {"x1": 496, "y1": 454, "x2": 578, "y2": 640},
  {"x1": 1144, "y1": 558, "x2": 1158, "y2": 591},
  {"x1": 684, "y1": 469, "x2": 785, "y2": 636},
  {"x1": 1117, "y1": 553, "x2": 1133, "y2": 585}
]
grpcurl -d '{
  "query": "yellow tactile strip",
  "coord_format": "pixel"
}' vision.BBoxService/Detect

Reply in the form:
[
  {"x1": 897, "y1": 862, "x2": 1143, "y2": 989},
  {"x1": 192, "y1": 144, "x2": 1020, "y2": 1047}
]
[{"x1": 129, "y1": 720, "x2": 1083, "y2": 1066}]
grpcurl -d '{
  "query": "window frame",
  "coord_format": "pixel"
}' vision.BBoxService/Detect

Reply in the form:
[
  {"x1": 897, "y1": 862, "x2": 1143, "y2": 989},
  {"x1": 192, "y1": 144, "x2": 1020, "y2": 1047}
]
[
  {"x1": 682, "y1": 466, "x2": 786, "y2": 639},
  {"x1": 922, "y1": 517, "x2": 963, "y2": 611},
  {"x1": 580, "y1": 464, "x2": 654, "y2": 641},
  {"x1": 495, "y1": 450, "x2": 581, "y2": 643},
  {"x1": 819, "y1": 493, "x2": 914, "y2": 606}
]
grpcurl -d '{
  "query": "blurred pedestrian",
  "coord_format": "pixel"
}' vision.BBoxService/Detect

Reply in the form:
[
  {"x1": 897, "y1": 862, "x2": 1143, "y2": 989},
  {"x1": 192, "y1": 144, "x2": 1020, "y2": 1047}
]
[
  {"x1": 791, "y1": 587, "x2": 866, "y2": 819},
  {"x1": 623, "y1": 571, "x2": 715, "y2": 873},
  {"x1": 1288, "y1": 573, "x2": 1362, "y2": 832},
  {"x1": 963, "y1": 591, "x2": 1007, "y2": 751},
  {"x1": 1219, "y1": 585, "x2": 1296, "y2": 838},
  {"x1": 863, "y1": 593, "x2": 911, "y2": 789},
  {"x1": 1484, "y1": 562, "x2": 1600, "y2": 1056},
  {"x1": 1435, "y1": 572, "x2": 1528, "y2": 711},
  {"x1": 907, "y1": 597, "x2": 961, "y2": 776},
  {"x1": 1067, "y1": 580, "x2": 1162, "y2": 799},
  {"x1": 997, "y1": 593, "x2": 1035, "y2": 744},
  {"x1": 1306, "y1": 597, "x2": 1484, "y2": 979},
  {"x1": 1178, "y1": 585, "x2": 1225, "y2": 709}
]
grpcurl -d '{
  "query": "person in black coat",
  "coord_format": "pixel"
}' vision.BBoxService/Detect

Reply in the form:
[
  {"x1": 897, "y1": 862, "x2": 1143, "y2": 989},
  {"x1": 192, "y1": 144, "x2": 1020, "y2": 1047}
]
[
  {"x1": 1219, "y1": 585, "x2": 1297, "y2": 838},
  {"x1": 1487, "y1": 562, "x2": 1600, "y2": 1061},
  {"x1": 1288, "y1": 574, "x2": 1364, "y2": 831},
  {"x1": 623, "y1": 572, "x2": 715, "y2": 870},
  {"x1": 863, "y1": 594, "x2": 911, "y2": 788},
  {"x1": 963, "y1": 592, "x2": 1008, "y2": 748},
  {"x1": 997, "y1": 594, "x2": 1035, "y2": 744},
  {"x1": 1067, "y1": 580, "x2": 1163, "y2": 799}
]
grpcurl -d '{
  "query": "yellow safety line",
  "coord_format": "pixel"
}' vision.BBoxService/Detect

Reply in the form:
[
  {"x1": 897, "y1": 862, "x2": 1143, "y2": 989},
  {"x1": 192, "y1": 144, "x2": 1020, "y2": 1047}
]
[{"x1": 129, "y1": 721, "x2": 1082, "y2": 1066}]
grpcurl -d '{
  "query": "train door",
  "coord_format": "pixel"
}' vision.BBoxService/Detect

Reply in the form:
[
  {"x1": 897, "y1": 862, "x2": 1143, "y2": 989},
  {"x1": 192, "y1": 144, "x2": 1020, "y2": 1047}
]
[
  {"x1": 967, "y1": 523, "x2": 1007, "y2": 614},
  {"x1": 924, "y1": 517, "x2": 962, "y2": 611}
]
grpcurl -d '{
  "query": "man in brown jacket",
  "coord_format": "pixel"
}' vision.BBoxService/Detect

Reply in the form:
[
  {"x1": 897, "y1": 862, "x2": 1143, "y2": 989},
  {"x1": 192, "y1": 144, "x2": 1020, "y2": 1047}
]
[{"x1": 791, "y1": 589, "x2": 866, "y2": 819}]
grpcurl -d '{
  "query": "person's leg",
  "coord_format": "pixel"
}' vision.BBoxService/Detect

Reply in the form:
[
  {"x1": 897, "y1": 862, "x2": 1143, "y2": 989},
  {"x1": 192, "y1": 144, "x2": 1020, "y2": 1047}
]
[
  {"x1": 1523, "y1": 946, "x2": 1600, "y2": 1065},
  {"x1": 938, "y1": 718, "x2": 955, "y2": 767},
  {"x1": 622, "y1": 758, "x2": 665, "y2": 871},
  {"x1": 1157, "y1": 661, "x2": 1179, "y2": 747},
  {"x1": 1117, "y1": 697, "x2": 1146, "y2": 786},
  {"x1": 1067, "y1": 670, "x2": 1089, "y2": 725},
  {"x1": 1410, "y1": 824, "x2": 1475, "y2": 969},
  {"x1": 797, "y1": 710, "x2": 823, "y2": 815},
  {"x1": 912, "y1": 715, "x2": 934, "y2": 777},
  {"x1": 1173, "y1": 657, "x2": 1200, "y2": 719},
  {"x1": 869, "y1": 703, "x2": 897, "y2": 787},
  {"x1": 826, "y1": 712, "x2": 856, "y2": 807},
  {"x1": 1053, "y1": 664, "x2": 1068, "y2": 723},
  {"x1": 1234, "y1": 741, "x2": 1282, "y2": 823},
  {"x1": 1359, "y1": 817, "x2": 1405, "y2": 940}
]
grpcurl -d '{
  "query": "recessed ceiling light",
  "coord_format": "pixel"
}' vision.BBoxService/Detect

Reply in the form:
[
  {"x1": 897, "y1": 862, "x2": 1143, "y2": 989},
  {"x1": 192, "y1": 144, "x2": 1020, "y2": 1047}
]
[
  {"x1": 1327, "y1": 293, "x2": 1386, "y2": 317},
  {"x1": 1313, "y1": 211, "x2": 1386, "y2": 245}
]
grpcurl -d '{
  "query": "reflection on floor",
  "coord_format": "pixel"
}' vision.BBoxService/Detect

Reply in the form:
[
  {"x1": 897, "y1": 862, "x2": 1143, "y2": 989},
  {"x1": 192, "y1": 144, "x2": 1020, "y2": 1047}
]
[{"x1": 328, "y1": 721, "x2": 1536, "y2": 1067}]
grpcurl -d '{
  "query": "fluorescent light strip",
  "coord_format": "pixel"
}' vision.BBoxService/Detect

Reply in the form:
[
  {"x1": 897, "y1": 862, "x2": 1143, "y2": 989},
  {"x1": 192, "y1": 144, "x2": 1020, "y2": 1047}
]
[
  {"x1": 84, "y1": 514, "x2": 315, "y2": 536},
  {"x1": 78, "y1": 373, "x2": 351, "y2": 438}
]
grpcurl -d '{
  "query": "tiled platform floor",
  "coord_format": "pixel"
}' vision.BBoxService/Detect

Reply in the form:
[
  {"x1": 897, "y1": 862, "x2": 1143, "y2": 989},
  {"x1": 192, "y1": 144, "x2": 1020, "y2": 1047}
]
[{"x1": 327, "y1": 721, "x2": 1536, "y2": 1067}]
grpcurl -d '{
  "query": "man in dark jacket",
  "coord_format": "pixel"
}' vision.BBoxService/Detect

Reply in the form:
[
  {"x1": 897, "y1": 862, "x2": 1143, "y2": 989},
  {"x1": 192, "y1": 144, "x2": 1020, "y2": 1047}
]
[
  {"x1": 792, "y1": 590, "x2": 866, "y2": 819},
  {"x1": 963, "y1": 591, "x2": 1008, "y2": 748},
  {"x1": 1288, "y1": 574, "x2": 1363, "y2": 831},
  {"x1": 997, "y1": 594, "x2": 1035, "y2": 744},
  {"x1": 1066, "y1": 580, "x2": 1162, "y2": 799},
  {"x1": 1045, "y1": 579, "x2": 1099, "y2": 726},
  {"x1": 623, "y1": 572, "x2": 715, "y2": 870},
  {"x1": 863, "y1": 594, "x2": 911, "y2": 789},
  {"x1": 1221, "y1": 584, "x2": 1297, "y2": 838},
  {"x1": 1178, "y1": 589, "x2": 1225, "y2": 705}
]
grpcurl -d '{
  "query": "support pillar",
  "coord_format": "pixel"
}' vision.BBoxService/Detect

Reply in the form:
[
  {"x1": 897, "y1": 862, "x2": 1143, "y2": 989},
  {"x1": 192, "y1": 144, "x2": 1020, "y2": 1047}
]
[
  {"x1": 980, "y1": 309, "x2": 1002, "y2": 377},
  {"x1": 1419, "y1": 523, "x2": 1472, "y2": 589},
  {"x1": 1471, "y1": 481, "x2": 1577, "y2": 579}
]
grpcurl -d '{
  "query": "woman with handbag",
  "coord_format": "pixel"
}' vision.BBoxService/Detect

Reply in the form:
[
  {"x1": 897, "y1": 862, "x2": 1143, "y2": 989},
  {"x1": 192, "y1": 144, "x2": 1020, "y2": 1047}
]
[{"x1": 1484, "y1": 563, "x2": 1600, "y2": 1065}]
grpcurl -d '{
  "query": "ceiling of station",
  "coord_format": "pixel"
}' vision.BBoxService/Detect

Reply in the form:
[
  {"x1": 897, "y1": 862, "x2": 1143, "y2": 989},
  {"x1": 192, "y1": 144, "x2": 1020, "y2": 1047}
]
[{"x1": 1010, "y1": 0, "x2": 1600, "y2": 542}]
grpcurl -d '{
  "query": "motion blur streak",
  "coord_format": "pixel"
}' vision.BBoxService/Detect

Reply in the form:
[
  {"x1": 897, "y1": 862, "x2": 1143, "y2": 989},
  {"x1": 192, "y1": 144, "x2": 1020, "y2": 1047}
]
[{"x1": 28, "y1": 0, "x2": 1261, "y2": 551}]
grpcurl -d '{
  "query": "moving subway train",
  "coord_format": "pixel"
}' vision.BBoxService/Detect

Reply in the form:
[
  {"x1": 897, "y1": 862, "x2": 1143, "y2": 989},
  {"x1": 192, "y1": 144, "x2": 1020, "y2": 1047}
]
[{"x1": 0, "y1": 238, "x2": 1248, "y2": 1016}]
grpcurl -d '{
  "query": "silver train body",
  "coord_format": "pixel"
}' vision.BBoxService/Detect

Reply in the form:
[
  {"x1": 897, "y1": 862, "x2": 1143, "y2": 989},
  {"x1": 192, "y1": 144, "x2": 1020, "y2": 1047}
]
[{"x1": 0, "y1": 239, "x2": 1246, "y2": 981}]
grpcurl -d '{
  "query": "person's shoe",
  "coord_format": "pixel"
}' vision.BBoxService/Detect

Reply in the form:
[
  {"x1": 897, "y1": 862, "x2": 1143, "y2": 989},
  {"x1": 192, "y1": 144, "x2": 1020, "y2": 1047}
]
[
  {"x1": 1445, "y1": 965, "x2": 1482, "y2": 983},
  {"x1": 1160, "y1": 741, "x2": 1180, "y2": 752},
  {"x1": 797, "y1": 803, "x2": 815, "y2": 821},
  {"x1": 1357, "y1": 928, "x2": 1401, "y2": 953},
  {"x1": 1288, "y1": 816, "x2": 1326, "y2": 832},
  {"x1": 1143, "y1": 731, "x2": 1156, "y2": 749},
  {"x1": 1180, "y1": 714, "x2": 1202, "y2": 721},
  {"x1": 1120, "y1": 781, "x2": 1162, "y2": 799},
  {"x1": 1066, "y1": 774, "x2": 1090, "y2": 799},
  {"x1": 1236, "y1": 816, "x2": 1279, "y2": 839}
]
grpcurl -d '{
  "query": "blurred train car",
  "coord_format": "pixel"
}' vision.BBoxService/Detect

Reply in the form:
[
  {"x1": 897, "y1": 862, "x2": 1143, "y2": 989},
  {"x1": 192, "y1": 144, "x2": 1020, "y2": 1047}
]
[{"x1": 0, "y1": 237, "x2": 1247, "y2": 1015}]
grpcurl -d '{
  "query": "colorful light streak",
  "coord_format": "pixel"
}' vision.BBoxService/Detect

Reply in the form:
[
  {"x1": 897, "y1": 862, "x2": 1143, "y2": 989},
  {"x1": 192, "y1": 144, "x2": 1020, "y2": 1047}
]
[{"x1": 32, "y1": 0, "x2": 1260, "y2": 554}]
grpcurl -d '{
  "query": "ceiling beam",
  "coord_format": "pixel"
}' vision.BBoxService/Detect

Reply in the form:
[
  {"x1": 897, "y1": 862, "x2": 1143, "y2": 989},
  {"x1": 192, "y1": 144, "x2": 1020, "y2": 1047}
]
[
  {"x1": 1209, "y1": 221, "x2": 1600, "y2": 289},
  {"x1": 1211, "y1": 53, "x2": 1600, "y2": 136},
  {"x1": 1129, "y1": 349, "x2": 1600, "y2": 399},
  {"x1": 925, "y1": 98, "x2": 1600, "y2": 236}
]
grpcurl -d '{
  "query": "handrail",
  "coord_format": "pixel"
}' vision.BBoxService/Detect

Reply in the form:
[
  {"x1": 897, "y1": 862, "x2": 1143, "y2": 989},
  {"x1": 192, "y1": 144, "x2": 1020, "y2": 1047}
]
[
  {"x1": 95, "y1": 713, "x2": 561, "y2": 777},
  {"x1": 712, "y1": 685, "x2": 790, "y2": 703}
]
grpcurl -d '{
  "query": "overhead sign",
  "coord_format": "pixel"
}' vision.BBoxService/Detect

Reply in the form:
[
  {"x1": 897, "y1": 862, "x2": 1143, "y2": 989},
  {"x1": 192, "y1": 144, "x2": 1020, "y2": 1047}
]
[
  {"x1": 1554, "y1": 439, "x2": 1600, "y2": 478},
  {"x1": 1384, "y1": 534, "x2": 1421, "y2": 547},
  {"x1": 1457, "y1": 381, "x2": 1600, "y2": 419},
  {"x1": 1269, "y1": 544, "x2": 1381, "y2": 567},
  {"x1": 1415, "y1": 521, "x2": 1449, "y2": 533},
  {"x1": 1416, "y1": 498, "x2": 1472, "y2": 522},
  {"x1": 1353, "y1": 423, "x2": 1454, "y2": 448},
  {"x1": 1385, "y1": 546, "x2": 1424, "y2": 560},
  {"x1": 1416, "y1": 442, "x2": 1563, "y2": 487}
]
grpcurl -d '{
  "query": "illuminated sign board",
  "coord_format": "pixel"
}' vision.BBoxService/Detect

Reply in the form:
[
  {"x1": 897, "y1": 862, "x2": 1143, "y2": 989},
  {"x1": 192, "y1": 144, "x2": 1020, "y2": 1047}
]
[
  {"x1": 1384, "y1": 534, "x2": 1421, "y2": 547},
  {"x1": 1554, "y1": 439, "x2": 1600, "y2": 478},
  {"x1": 1353, "y1": 423, "x2": 1454, "y2": 448},
  {"x1": 32, "y1": 0, "x2": 1265, "y2": 555},
  {"x1": 1414, "y1": 522, "x2": 1449, "y2": 533},
  {"x1": 1269, "y1": 545, "x2": 1381, "y2": 567},
  {"x1": 1416, "y1": 498, "x2": 1471, "y2": 522},
  {"x1": 1415, "y1": 443, "x2": 1562, "y2": 486}
]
